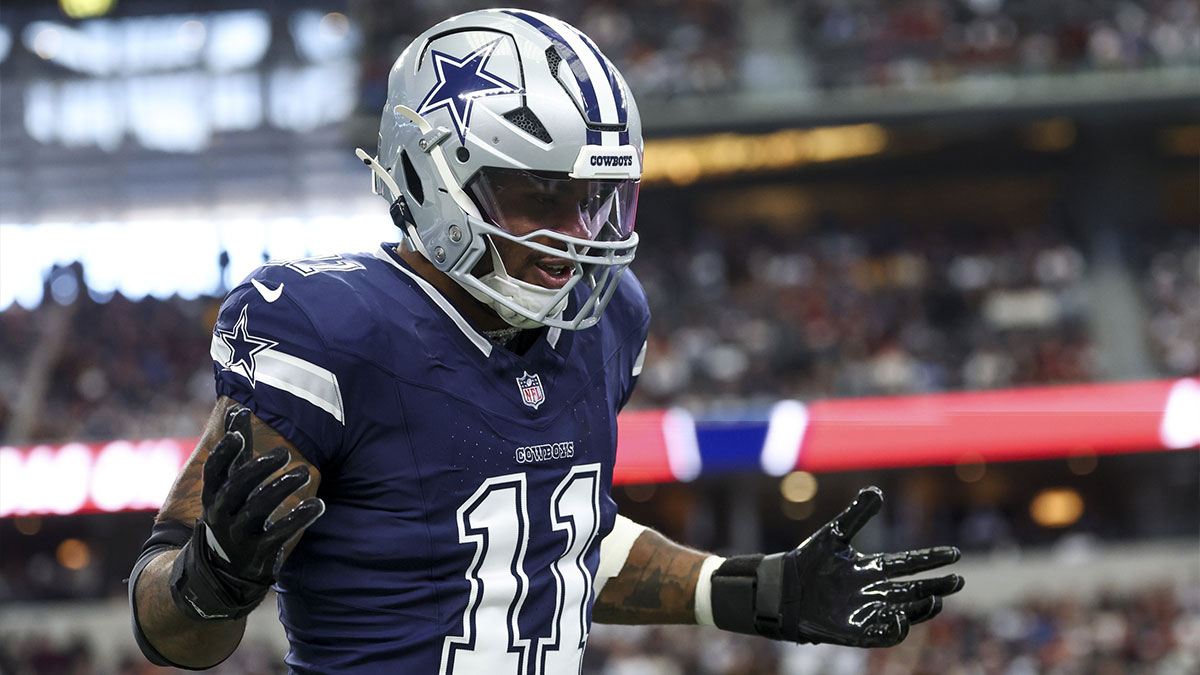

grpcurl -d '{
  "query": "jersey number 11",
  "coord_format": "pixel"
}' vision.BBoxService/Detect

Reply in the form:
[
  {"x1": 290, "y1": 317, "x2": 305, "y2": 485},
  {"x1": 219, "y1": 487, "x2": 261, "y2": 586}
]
[{"x1": 440, "y1": 464, "x2": 602, "y2": 675}]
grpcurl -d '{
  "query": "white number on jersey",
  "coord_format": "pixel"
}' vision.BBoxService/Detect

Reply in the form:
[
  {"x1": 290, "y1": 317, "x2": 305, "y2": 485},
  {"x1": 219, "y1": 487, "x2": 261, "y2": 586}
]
[
  {"x1": 267, "y1": 254, "x2": 366, "y2": 276},
  {"x1": 440, "y1": 465, "x2": 602, "y2": 675}
]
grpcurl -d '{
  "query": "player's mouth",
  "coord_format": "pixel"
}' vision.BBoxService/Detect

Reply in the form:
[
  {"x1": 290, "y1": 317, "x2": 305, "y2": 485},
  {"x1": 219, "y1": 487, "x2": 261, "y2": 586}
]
[{"x1": 531, "y1": 257, "x2": 574, "y2": 289}]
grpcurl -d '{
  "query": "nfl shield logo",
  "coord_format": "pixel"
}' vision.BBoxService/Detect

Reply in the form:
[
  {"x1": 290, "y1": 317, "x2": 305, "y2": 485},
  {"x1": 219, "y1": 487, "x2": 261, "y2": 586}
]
[{"x1": 516, "y1": 371, "x2": 546, "y2": 410}]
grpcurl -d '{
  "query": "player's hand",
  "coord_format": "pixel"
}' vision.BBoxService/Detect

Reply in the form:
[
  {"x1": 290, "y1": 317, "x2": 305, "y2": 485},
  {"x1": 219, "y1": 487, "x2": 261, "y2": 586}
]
[
  {"x1": 169, "y1": 406, "x2": 325, "y2": 620},
  {"x1": 710, "y1": 486, "x2": 963, "y2": 647}
]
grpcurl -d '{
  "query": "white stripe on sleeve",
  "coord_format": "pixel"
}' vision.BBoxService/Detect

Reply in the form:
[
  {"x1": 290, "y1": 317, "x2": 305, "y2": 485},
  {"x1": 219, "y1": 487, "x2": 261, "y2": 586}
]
[
  {"x1": 211, "y1": 334, "x2": 345, "y2": 424},
  {"x1": 632, "y1": 340, "x2": 647, "y2": 377}
]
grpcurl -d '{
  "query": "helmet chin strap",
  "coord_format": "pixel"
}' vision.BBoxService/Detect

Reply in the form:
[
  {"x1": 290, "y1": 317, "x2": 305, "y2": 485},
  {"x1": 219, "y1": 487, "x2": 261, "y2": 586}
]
[{"x1": 464, "y1": 240, "x2": 569, "y2": 329}]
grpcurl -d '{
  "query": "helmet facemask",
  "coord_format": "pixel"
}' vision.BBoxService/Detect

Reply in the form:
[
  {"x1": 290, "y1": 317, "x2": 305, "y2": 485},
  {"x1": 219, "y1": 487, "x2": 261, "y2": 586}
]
[{"x1": 457, "y1": 168, "x2": 639, "y2": 329}]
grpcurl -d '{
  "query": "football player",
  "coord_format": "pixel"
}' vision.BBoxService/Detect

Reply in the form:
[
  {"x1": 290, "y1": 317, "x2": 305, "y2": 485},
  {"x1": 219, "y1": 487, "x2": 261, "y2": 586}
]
[{"x1": 129, "y1": 9, "x2": 963, "y2": 673}]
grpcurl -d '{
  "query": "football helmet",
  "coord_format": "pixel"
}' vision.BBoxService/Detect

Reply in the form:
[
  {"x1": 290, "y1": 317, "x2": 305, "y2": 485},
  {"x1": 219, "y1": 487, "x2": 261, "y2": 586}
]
[{"x1": 358, "y1": 8, "x2": 643, "y2": 330}]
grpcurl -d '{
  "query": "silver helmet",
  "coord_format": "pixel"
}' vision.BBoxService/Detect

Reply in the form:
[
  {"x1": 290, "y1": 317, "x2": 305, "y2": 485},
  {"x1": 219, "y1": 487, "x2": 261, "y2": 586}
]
[{"x1": 358, "y1": 8, "x2": 643, "y2": 330}]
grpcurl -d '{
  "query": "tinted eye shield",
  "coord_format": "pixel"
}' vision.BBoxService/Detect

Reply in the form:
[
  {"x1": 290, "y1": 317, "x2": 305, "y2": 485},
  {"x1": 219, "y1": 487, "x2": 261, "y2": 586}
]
[{"x1": 466, "y1": 168, "x2": 639, "y2": 244}]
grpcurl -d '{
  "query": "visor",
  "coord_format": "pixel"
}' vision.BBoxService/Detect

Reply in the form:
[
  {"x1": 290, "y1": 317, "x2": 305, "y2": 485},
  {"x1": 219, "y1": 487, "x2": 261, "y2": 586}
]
[{"x1": 466, "y1": 168, "x2": 639, "y2": 243}]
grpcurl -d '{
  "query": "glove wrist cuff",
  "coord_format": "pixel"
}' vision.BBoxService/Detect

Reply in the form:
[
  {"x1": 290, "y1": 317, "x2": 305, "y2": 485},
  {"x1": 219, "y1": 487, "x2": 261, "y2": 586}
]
[
  {"x1": 709, "y1": 554, "x2": 763, "y2": 636},
  {"x1": 168, "y1": 523, "x2": 270, "y2": 621},
  {"x1": 710, "y1": 553, "x2": 804, "y2": 642}
]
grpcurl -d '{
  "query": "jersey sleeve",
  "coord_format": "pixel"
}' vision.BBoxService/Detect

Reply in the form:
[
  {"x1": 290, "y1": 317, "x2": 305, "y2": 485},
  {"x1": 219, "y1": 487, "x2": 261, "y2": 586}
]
[{"x1": 210, "y1": 269, "x2": 348, "y2": 469}]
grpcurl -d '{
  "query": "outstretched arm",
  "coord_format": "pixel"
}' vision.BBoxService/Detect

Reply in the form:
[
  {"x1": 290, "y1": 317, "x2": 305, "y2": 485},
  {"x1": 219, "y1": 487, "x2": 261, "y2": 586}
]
[
  {"x1": 594, "y1": 487, "x2": 964, "y2": 648},
  {"x1": 131, "y1": 397, "x2": 323, "y2": 669}
]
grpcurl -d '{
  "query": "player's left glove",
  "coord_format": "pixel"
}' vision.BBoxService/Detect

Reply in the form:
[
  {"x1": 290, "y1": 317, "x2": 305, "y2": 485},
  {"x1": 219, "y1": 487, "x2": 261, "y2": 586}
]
[
  {"x1": 169, "y1": 406, "x2": 325, "y2": 621},
  {"x1": 709, "y1": 486, "x2": 963, "y2": 647}
]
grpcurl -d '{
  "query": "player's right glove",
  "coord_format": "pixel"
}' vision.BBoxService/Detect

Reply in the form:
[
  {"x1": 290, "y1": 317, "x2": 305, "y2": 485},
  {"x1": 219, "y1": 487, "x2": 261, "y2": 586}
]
[
  {"x1": 709, "y1": 486, "x2": 963, "y2": 647},
  {"x1": 169, "y1": 406, "x2": 325, "y2": 620}
]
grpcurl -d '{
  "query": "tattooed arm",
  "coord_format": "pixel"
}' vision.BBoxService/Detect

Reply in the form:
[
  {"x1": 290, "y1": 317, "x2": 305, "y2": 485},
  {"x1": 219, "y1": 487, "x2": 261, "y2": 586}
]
[
  {"x1": 592, "y1": 528, "x2": 708, "y2": 624},
  {"x1": 132, "y1": 396, "x2": 322, "y2": 668}
]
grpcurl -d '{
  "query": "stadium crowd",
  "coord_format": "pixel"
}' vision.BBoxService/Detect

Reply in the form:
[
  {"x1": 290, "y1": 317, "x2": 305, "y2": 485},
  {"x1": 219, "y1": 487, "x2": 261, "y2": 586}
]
[
  {"x1": 1141, "y1": 233, "x2": 1200, "y2": 378},
  {"x1": 1, "y1": 582, "x2": 1195, "y2": 674},
  {"x1": 5, "y1": 218, "x2": 1195, "y2": 444},
  {"x1": 790, "y1": 0, "x2": 1200, "y2": 91},
  {"x1": 354, "y1": 0, "x2": 742, "y2": 109},
  {"x1": 584, "y1": 581, "x2": 1200, "y2": 675},
  {"x1": 0, "y1": 218, "x2": 1125, "y2": 444},
  {"x1": 631, "y1": 218, "x2": 1097, "y2": 409},
  {"x1": 352, "y1": 0, "x2": 1199, "y2": 105}
]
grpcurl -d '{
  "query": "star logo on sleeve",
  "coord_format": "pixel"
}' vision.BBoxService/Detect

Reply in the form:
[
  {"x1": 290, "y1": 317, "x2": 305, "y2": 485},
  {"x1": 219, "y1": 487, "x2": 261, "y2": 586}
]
[
  {"x1": 216, "y1": 305, "x2": 277, "y2": 386},
  {"x1": 416, "y1": 38, "x2": 522, "y2": 145}
]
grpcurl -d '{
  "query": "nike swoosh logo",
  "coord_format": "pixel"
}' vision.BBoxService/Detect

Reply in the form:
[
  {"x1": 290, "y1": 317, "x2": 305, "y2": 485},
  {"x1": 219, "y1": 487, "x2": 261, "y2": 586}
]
[{"x1": 251, "y1": 278, "x2": 284, "y2": 303}]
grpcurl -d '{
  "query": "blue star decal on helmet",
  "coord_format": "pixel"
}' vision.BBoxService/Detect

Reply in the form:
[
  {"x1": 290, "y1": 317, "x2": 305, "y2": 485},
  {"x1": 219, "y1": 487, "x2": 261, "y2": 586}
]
[
  {"x1": 216, "y1": 305, "x2": 277, "y2": 386},
  {"x1": 416, "y1": 38, "x2": 522, "y2": 145}
]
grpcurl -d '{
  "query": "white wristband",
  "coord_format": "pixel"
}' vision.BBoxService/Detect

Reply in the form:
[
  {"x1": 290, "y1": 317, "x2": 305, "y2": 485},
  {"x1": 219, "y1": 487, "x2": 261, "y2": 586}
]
[{"x1": 693, "y1": 555, "x2": 727, "y2": 626}]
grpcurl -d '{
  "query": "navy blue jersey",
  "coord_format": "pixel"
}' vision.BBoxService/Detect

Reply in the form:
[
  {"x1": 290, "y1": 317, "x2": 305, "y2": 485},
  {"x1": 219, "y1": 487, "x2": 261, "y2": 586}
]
[{"x1": 209, "y1": 244, "x2": 649, "y2": 674}]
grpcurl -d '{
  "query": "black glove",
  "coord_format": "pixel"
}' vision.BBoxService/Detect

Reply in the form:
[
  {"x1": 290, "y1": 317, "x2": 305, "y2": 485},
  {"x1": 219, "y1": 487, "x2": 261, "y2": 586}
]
[
  {"x1": 169, "y1": 406, "x2": 325, "y2": 620},
  {"x1": 710, "y1": 486, "x2": 963, "y2": 647}
]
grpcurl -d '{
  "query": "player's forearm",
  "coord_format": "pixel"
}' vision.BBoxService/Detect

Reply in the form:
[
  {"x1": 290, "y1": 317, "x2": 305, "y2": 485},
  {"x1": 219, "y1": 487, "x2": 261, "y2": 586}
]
[
  {"x1": 133, "y1": 548, "x2": 246, "y2": 669},
  {"x1": 592, "y1": 529, "x2": 709, "y2": 624}
]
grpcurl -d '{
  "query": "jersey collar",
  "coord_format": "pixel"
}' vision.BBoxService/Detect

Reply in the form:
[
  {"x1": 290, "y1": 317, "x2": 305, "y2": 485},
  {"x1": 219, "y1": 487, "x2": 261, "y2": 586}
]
[
  {"x1": 374, "y1": 244, "x2": 494, "y2": 357},
  {"x1": 374, "y1": 243, "x2": 571, "y2": 359}
]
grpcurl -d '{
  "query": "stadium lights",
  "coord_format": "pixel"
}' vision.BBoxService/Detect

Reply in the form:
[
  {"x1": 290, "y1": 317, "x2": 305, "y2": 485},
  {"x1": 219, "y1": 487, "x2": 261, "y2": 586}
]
[
  {"x1": 1030, "y1": 488, "x2": 1085, "y2": 529},
  {"x1": 56, "y1": 538, "x2": 92, "y2": 570},
  {"x1": 177, "y1": 20, "x2": 206, "y2": 50},
  {"x1": 320, "y1": 12, "x2": 350, "y2": 39},
  {"x1": 779, "y1": 471, "x2": 818, "y2": 503},
  {"x1": 31, "y1": 26, "x2": 62, "y2": 59},
  {"x1": 59, "y1": 0, "x2": 116, "y2": 20},
  {"x1": 641, "y1": 124, "x2": 888, "y2": 186}
]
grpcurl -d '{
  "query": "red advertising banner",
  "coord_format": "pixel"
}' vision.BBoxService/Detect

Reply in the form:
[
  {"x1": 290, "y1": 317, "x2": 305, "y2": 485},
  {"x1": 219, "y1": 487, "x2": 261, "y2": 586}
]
[
  {"x1": 797, "y1": 378, "x2": 1197, "y2": 472},
  {"x1": 2, "y1": 379, "x2": 1196, "y2": 516}
]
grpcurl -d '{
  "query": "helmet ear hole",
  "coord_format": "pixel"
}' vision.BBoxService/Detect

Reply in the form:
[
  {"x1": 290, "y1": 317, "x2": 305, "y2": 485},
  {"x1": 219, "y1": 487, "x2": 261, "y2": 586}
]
[{"x1": 400, "y1": 150, "x2": 424, "y2": 205}]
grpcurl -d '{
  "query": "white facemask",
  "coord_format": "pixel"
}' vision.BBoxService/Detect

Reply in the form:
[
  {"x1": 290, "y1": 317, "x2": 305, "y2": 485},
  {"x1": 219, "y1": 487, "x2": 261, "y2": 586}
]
[{"x1": 465, "y1": 242, "x2": 570, "y2": 329}]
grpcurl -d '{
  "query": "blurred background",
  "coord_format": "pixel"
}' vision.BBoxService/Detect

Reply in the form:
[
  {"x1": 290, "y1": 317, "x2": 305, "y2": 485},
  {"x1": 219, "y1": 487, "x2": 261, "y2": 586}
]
[{"x1": 0, "y1": 0, "x2": 1198, "y2": 673}]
